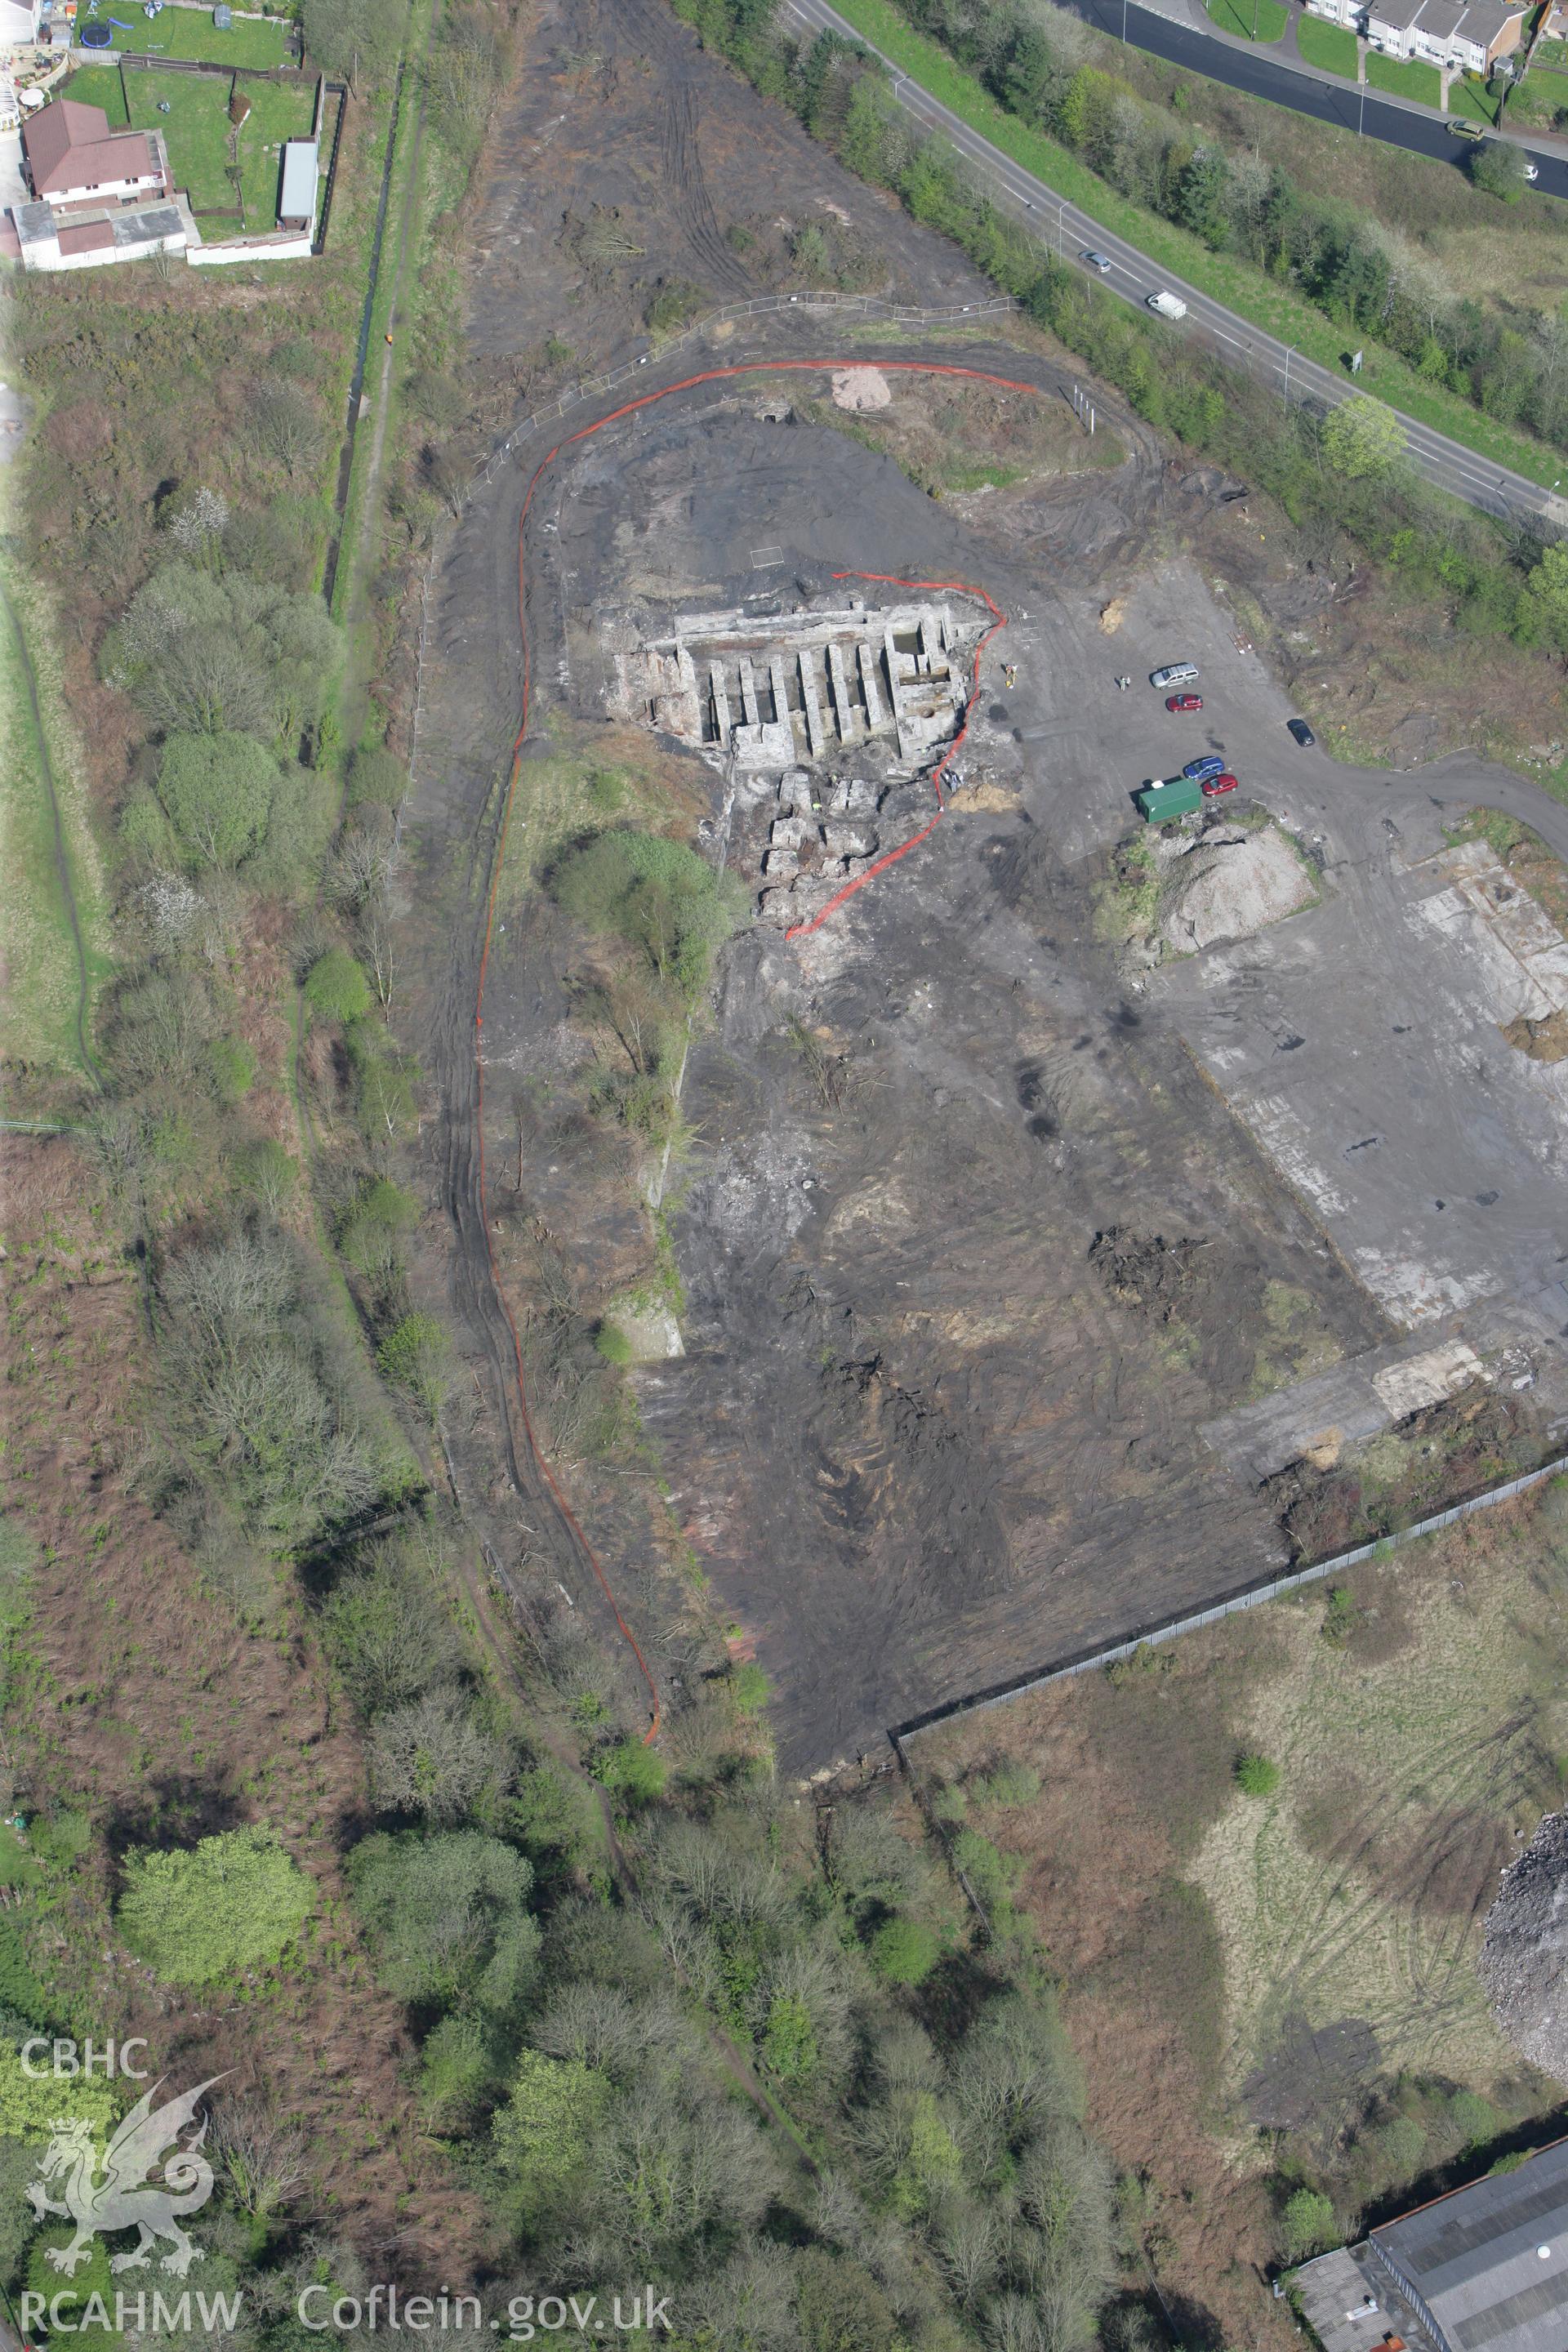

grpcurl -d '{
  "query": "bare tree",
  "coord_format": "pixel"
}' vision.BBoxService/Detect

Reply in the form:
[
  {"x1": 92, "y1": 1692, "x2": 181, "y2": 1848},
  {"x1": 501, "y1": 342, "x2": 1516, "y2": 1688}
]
[
  {"x1": 367, "y1": 1688, "x2": 505, "y2": 1823},
  {"x1": 210, "y1": 2095, "x2": 310, "y2": 2219}
]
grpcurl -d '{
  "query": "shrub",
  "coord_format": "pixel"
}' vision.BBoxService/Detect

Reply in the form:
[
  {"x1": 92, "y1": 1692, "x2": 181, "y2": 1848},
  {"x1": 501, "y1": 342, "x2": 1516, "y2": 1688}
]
[
  {"x1": 305, "y1": 946, "x2": 372, "y2": 1023},
  {"x1": 732, "y1": 1660, "x2": 771, "y2": 1714},
  {"x1": 969, "y1": 1761, "x2": 1041, "y2": 1809},
  {"x1": 319, "y1": 1537, "x2": 461, "y2": 1713},
  {"x1": 340, "y1": 1176, "x2": 418, "y2": 1279},
  {"x1": 870, "y1": 1917, "x2": 939, "y2": 1986},
  {"x1": 595, "y1": 1738, "x2": 667, "y2": 1805},
  {"x1": 158, "y1": 732, "x2": 278, "y2": 870},
  {"x1": 348, "y1": 1828, "x2": 539, "y2": 2014},
  {"x1": 346, "y1": 746, "x2": 407, "y2": 808},
  {"x1": 549, "y1": 830, "x2": 741, "y2": 998},
  {"x1": 762, "y1": 1991, "x2": 817, "y2": 2082},
  {"x1": 1279, "y1": 2185, "x2": 1336, "y2": 2261},
  {"x1": 1235, "y1": 1753, "x2": 1281, "y2": 1797},
  {"x1": 206, "y1": 1035, "x2": 256, "y2": 1106},
  {"x1": 491, "y1": 2048, "x2": 609, "y2": 2225},
  {"x1": 377, "y1": 1312, "x2": 452, "y2": 1414},
  {"x1": 117, "y1": 1826, "x2": 313, "y2": 1984},
  {"x1": 595, "y1": 1321, "x2": 633, "y2": 1365}
]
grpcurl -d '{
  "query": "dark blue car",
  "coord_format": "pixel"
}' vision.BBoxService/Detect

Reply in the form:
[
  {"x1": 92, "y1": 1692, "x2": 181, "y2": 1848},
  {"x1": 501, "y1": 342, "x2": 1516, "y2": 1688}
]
[{"x1": 1183, "y1": 755, "x2": 1226, "y2": 782}]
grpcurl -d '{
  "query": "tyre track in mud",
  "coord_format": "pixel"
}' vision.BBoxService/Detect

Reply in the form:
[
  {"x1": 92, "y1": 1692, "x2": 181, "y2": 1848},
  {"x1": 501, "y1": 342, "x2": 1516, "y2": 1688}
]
[{"x1": 614, "y1": 0, "x2": 753, "y2": 296}]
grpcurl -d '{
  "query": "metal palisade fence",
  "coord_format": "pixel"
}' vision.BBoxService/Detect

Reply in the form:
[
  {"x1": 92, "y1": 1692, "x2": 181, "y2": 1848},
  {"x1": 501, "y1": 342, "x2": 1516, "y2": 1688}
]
[{"x1": 893, "y1": 1450, "x2": 1568, "y2": 1750}]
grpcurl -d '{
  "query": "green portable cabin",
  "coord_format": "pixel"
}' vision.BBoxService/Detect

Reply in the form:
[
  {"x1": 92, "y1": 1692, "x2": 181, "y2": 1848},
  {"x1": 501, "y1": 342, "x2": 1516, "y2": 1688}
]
[{"x1": 1134, "y1": 777, "x2": 1203, "y2": 822}]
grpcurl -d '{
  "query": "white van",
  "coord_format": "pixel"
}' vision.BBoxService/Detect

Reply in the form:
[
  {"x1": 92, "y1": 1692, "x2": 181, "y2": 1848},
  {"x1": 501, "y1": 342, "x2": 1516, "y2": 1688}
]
[
  {"x1": 1147, "y1": 290, "x2": 1187, "y2": 321},
  {"x1": 1151, "y1": 663, "x2": 1199, "y2": 690}
]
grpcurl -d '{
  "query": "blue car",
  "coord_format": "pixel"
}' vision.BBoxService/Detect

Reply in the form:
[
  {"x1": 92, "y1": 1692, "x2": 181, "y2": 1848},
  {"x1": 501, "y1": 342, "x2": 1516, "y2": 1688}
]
[{"x1": 1183, "y1": 755, "x2": 1226, "y2": 782}]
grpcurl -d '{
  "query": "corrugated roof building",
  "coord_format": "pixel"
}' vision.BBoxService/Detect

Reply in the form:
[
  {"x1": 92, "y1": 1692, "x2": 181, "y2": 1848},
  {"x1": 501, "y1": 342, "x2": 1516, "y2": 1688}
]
[{"x1": 1365, "y1": 2136, "x2": 1568, "y2": 2352}]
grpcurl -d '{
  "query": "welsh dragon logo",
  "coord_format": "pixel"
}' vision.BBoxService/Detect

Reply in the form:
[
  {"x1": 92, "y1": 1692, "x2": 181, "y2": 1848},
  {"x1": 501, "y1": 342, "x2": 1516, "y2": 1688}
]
[{"x1": 26, "y1": 2076, "x2": 225, "y2": 2277}]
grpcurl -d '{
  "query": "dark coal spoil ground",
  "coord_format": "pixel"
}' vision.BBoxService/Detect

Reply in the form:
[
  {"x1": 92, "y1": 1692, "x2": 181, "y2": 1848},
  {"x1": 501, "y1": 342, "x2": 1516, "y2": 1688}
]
[{"x1": 399, "y1": 0, "x2": 1568, "y2": 1775}]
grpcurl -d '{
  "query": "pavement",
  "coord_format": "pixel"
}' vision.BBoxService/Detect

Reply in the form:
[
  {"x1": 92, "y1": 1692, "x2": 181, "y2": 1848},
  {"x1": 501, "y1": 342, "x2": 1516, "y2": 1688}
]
[{"x1": 786, "y1": 0, "x2": 1568, "y2": 532}]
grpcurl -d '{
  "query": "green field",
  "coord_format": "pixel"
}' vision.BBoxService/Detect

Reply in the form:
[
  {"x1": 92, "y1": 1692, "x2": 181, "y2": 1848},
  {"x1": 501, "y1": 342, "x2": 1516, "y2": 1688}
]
[
  {"x1": 0, "y1": 572, "x2": 110, "y2": 1078},
  {"x1": 123, "y1": 67, "x2": 237, "y2": 210},
  {"x1": 74, "y1": 2, "x2": 291, "y2": 69},
  {"x1": 1365, "y1": 49, "x2": 1441, "y2": 103},
  {"x1": 826, "y1": 0, "x2": 1566, "y2": 491},
  {"x1": 1204, "y1": 0, "x2": 1287, "y2": 39},
  {"x1": 1295, "y1": 15, "x2": 1358, "y2": 75}
]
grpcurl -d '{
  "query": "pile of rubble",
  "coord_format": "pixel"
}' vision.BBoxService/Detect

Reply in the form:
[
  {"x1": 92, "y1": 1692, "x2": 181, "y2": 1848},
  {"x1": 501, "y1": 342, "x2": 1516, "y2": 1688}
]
[
  {"x1": 755, "y1": 769, "x2": 892, "y2": 929},
  {"x1": 1479, "y1": 1808, "x2": 1568, "y2": 2084}
]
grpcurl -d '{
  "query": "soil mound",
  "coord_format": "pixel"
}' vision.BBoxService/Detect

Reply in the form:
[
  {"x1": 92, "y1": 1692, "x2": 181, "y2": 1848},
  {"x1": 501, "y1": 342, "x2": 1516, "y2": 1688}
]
[
  {"x1": 1161, "y1": 826, "x2": 1315, "y2": 954},
  {"x1": 1501, "y1": 1009, "x2": 1568, "y2": 1063},
  {"x1": 1479, "y1": 1808, "x2": 1568, "y2": 2084}
]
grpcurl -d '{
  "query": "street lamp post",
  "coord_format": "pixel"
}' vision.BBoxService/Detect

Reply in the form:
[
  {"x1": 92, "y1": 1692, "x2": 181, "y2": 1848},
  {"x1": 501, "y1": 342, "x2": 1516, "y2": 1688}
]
[
  {"x1": 1057, "y1": 198, "x2": 1065, "y2": 259},
  {"x1": 1282, "y1": 344, "x2": 1291, "y2": 408}
]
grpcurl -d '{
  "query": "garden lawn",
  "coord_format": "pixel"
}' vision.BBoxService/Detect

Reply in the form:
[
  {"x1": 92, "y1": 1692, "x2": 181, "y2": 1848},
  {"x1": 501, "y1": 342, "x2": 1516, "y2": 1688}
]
[
  {"x1": 826, "y1": 0, "x2": 1563, "y2": 489},
  {"x1": 77, "y1": 3, "x2": 291, "y2": 67},
  {"x1": 60, "y1": 62, "x2": 127, "y2": 120},
  {"x1": 1204, "y1": 0, "x2": 1287, "y2": 38},
  {"x1": 123, "y1": 69, "x2": 237, "y2": 211},
  {"x1": 236, "y1": 76, "x2": 318, "y2": 225},
  {"x1": 1449, "y1": 75, "x2": 1501, "y2": 120},
  {"x1": 1366, "y1": 50, "x2": 1441, "y2": 103},
  {"x1": 1295, "y1": 16, "x2": 1358, "y2": 74}
]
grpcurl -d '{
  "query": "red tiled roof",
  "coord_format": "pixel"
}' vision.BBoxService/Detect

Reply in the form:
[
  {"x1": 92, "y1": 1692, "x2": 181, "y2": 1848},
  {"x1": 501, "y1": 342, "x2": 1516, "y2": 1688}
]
[{"x1": 23, "y1": 97, "x2": 154, "y2": 197}]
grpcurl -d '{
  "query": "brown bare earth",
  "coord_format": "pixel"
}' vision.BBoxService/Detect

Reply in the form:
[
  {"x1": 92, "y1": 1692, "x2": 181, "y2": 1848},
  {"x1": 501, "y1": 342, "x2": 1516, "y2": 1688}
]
[{"x1": 1, "y1": 1138, "x2": 492, "y2": 2271}]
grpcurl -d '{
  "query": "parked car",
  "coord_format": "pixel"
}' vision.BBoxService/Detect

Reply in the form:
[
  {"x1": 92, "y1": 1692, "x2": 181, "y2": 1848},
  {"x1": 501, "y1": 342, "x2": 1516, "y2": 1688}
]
[
  {"x1": 1285, "y1": 717, "x2": 1315, "y2": 746},
  {"x1": 1151, "y1": 663, "x2": 1199, "y2": 689},
  {"x1": 1165, "y1": 693, "x2": 1203, "y2": 713},
  {"x1": 1526, "y1": 162, "x2": 1540, "y2": 182},
  {"x1": 1081, "y1": 250, "x2": 1112, "y2": 274},
  {"x1": 1201, "y1": 773, "x2": 1239, "y2": 797},
  {"x1": 1450, "y1": 120, "x2": 1484, "y2": 140},
  {"x1": 1183, "y1": 755, "x2": 1227, "y2": 782}
]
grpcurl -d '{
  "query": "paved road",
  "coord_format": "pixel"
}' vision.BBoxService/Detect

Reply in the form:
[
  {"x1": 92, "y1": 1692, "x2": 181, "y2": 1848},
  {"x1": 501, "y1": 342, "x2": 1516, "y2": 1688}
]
[
  {"x1": 787, "y1": 0, "x2": 1568, "y2": 532},
  {"x1": 1060, "y1": 0, "x2": 1568, "y2": 202}
]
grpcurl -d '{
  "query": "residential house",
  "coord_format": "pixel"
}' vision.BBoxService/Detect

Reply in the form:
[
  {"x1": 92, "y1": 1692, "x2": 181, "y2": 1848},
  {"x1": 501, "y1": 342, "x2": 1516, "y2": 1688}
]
[
  {"x1": 21, "y1": 95, "x2": 169, "y2": 209},
  {"x1": 1310, "y1": 0, "x2": 1527, "y2": 69}
]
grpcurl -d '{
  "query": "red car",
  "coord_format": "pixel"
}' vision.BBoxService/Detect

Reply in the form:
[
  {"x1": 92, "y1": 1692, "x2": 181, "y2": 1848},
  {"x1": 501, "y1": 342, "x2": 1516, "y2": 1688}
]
[
  {"x1": 1166, "y1": 693, "x2": 1203, "y2": 713},
  {"x1": 1201, "y1": 772, "x2": 1239, "y2": 797}
]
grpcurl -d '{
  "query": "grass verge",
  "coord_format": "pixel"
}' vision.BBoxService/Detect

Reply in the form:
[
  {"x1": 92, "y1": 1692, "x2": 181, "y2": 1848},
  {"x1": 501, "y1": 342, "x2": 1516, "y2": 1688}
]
[
  {"x1": 1449, "y1": 74, "x2": 1501, "y2": 122},
  {"x1": 1204, "y1": 0, "x2": 1287, "y2": 37},
  {"x1": 1365, "y1": 50, "x2": 1442, "y2": 105},
  {"x1": 1294, "y1": 16, "x2": 1357, "y2": 74},
  {"x1": 826, "y1": 0, "x2": 1564, "y2": 490}
]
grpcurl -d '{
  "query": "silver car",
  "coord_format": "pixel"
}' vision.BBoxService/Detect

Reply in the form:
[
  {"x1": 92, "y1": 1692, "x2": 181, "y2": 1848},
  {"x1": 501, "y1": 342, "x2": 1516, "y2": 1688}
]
[{"x1": 1150, "y1": 663, "x2": 1199, "y2": 690}]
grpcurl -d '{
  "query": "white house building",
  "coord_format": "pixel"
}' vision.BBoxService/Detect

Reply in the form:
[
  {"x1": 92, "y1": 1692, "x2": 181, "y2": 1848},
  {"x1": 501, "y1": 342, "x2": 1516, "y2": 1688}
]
[{"x1": 1306, "y1": 0, "x2": 1527, "y2": 69}]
